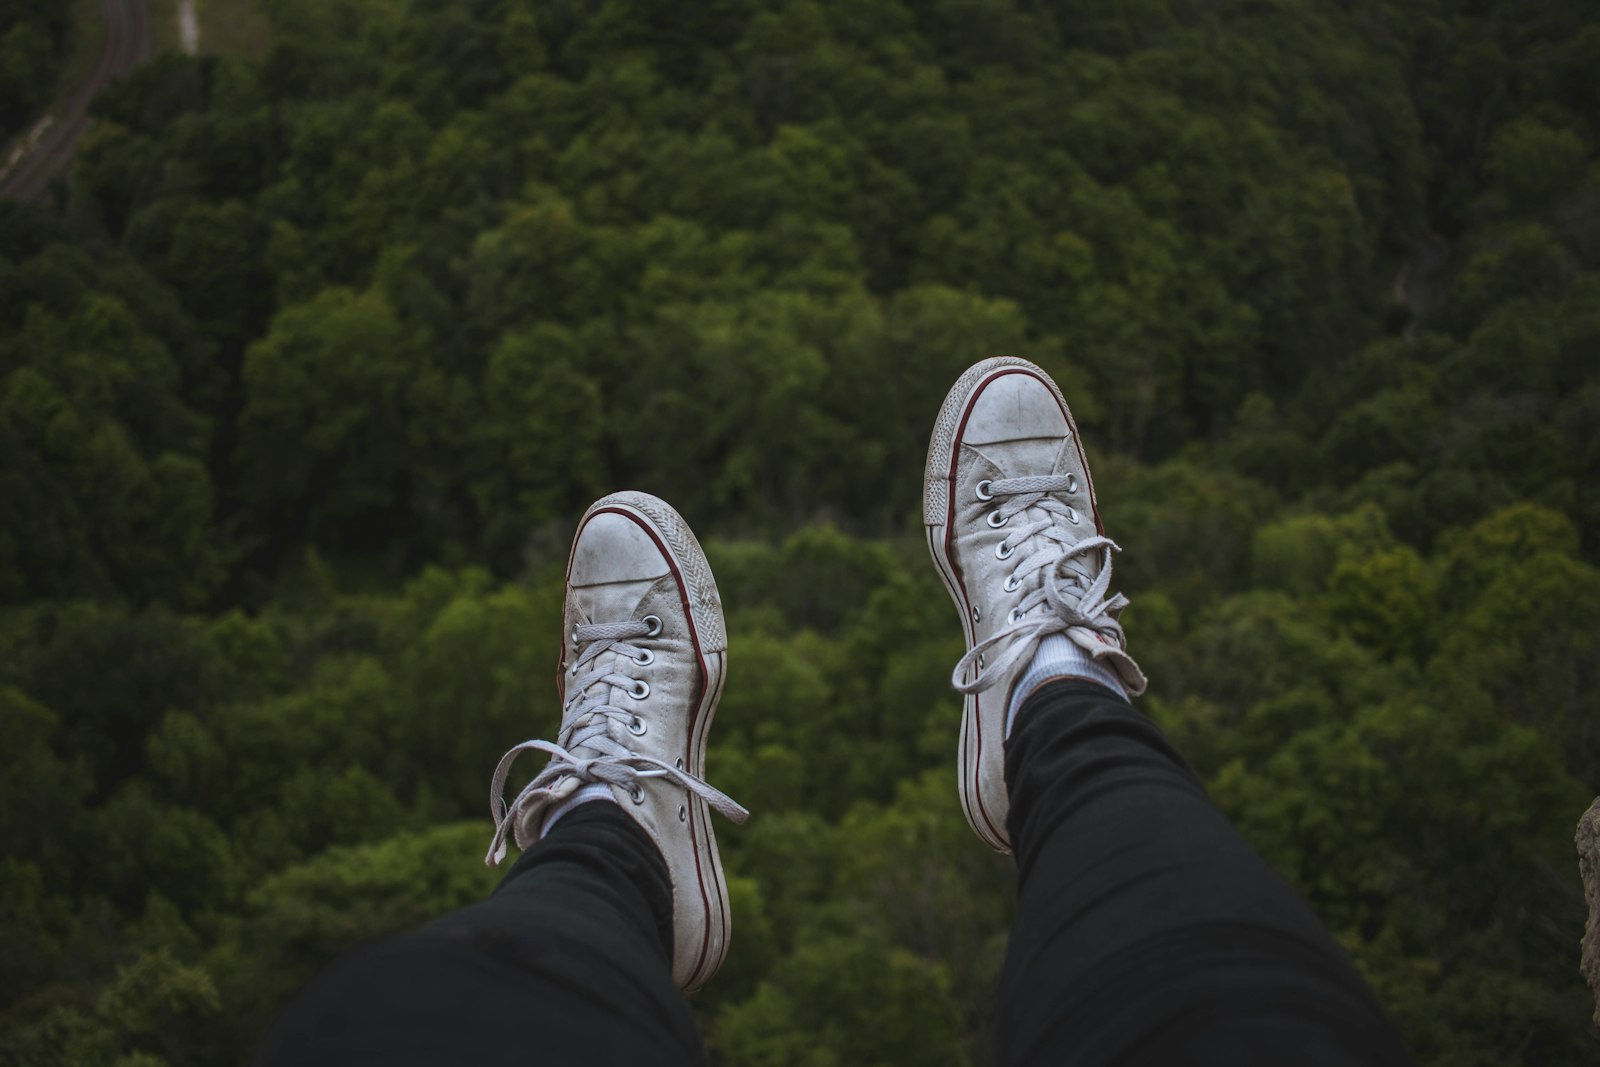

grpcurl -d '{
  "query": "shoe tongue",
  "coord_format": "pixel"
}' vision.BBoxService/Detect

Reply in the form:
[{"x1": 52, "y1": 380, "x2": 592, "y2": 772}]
[
  {"x1": 972, "y1": 437, "x2": 1063, "y2": 476},
  {"x1": 562, "y1": 672, "x2": 629, "y2": 748},
  {"x1": 1052, "y1": 532, "x2": 1097, "y2": 583},
  {"x1": 982, "y1": 437, "x2": 1097, "y2": 587},
  {"x1": 572, "y1": 577, "x2": 660, "y2": 630},
  {"x1": 1014, "y1": 501, "x2": 1096, "y2": 586}
]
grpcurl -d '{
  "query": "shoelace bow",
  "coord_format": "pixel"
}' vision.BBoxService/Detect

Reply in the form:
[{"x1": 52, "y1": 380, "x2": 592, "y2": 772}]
[
  {"x1": 952, "y1": 474, "x2": 1132, "y2": 695},
  {"x1": 485, "y1": 617, "x2": 748, "y2": 866}
]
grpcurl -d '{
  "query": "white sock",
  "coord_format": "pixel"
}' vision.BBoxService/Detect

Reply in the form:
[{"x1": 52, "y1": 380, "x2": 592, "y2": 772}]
[
  {"x1": 1006, "y1": 633, "x2": 1129, "y2": 737},
  {"x1": 540, "y1": 782, "x2": 617, "y2": 836}
]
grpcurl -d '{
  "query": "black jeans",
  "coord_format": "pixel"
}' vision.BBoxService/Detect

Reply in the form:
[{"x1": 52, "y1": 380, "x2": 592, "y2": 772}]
[{"x1": 254, "y1": 680, "x2": 1414, "y2": 1066}]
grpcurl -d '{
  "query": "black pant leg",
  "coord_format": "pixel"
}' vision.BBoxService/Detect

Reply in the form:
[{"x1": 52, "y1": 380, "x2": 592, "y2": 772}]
[
  {"x1": 252, "y1": 802, "x2": 705, "y2": 1066},
  {"x1": 997, "y1": 679, "x2": 1415, "y2": 1067}
]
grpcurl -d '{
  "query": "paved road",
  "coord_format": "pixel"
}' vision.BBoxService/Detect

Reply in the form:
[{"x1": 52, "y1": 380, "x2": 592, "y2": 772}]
[{"x1": 0, "y1": 0, "x2": 151, "y2": 203}]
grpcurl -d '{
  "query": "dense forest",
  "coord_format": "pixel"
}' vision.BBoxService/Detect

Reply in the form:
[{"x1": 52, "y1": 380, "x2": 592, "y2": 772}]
[{"x1": 2, "y1": 0, "x2": 1599, "y2": 1063}]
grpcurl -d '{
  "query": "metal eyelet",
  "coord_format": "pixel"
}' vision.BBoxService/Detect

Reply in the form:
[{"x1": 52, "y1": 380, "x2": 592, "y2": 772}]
[
  {"x1": 674, "y1": 757, "x2": 684, "y2": 769},
  {"x1": 634, "y1": 648, "x2": 655, "y2": 666},
  {"x1": 1008, "y1": 608, "x2": 1022, "y2": 624},
  {"x1": 629, "y1": 785, "x2": 645, "y2": 804},
  {"x1": 642, "y1": 615, "x2": 663, "y2": 637},
  {"x1": 678, "y1": 805, "x2": 687, "y2": 823},
  {"x1": 1066, "y1": 506, "x2": 1081, "y2": 525},
  {"x1": 570, "y1": 627, "x2": 580, "y2": 648},
  {"x1": 630, "y1": 680, "x2": 650, "y2": 700},
  {"x1": 977, "y1": 652, "x2": 986, "y2": 669},
  {"x1": 1003, "y1": 574, "x2": 1020, "y2": 592},
  {"x1": 628, "y1": 715, "x2": 647, "y2": 736},
  {"x1": 1065, "y1": 473, "x2": 1079, "y2": 493},
  {"x1": 975, "y1": 479, "x2": 994, "y2": 501},
  {"x1": 987, "y1": 510, "x2": 1008, "y2": 528},
  {"x1": 995, "y1": 541, "x2": 1015, "y2": 560},
  {"x1": 568, "y1": 662, "x2": 578, "y2": 676},
  {"x1": 971, "y1": 605, "x2": 981, "y2": 623}
]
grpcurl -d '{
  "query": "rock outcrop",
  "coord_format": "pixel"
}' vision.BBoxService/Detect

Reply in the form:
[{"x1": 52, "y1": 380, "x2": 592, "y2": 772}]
[{"x1": 1577, "y1": 798, "x2": 1600, "y2": 1030}]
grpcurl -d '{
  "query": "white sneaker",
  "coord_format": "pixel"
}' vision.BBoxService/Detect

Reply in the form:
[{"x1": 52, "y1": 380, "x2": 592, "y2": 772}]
[
  {"x1": 924, "y1": 357, "x2": 1146, "y2": 853},
  {"x1": 485, "y1": 491, "x2": 748, "y2": 992}
]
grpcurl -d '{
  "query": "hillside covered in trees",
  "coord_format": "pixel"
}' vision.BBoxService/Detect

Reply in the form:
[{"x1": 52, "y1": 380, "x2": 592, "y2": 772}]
[{"x1": 2, "y1": 0, "x2": 1599, "y2": 1063}]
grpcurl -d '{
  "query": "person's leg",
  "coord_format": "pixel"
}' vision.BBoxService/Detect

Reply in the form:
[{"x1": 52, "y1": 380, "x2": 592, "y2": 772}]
[
  {"x1": 253, "y1": 802, "x2": 703, "y2": 1066},
  {"x1": 254, "y1": 492, "x2": 747, "y2": 1065},
  {"x1": 998, "y1": 678, "x2": 1413, "y2": 1066},
  {"x1": 924, "y1": 357, "x2": 1414, "y2": 1065}
]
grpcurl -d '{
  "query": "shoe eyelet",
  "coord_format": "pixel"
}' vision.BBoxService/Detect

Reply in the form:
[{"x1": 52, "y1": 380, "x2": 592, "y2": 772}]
[
  {"x1": 628, "y1": 715, "x2": 647, "y2": 736},
  {"x1": 970, "y1": 605, "x2": 980, "y2": 623},
  {"x1": 569, "y1": 662, "x2": 578, "y2": 676},
  {"x1": 634, "y1": 648, "x2": 655, "y2": 666},
  {"x1": 630, "y1": 680, "x2": 651, "y2": 700},
  {"x1": 977, "y1": 652, "x2": 986, "y2": 669},
  {"x1": 1067, "y1": 506, "x2": 1080, "y2": 525},
  {"x1": 642, "y1": 615, "x2": 663, "y2": 637},
  {"x1": 674, "y1": 757, "x2": 684, "y2": 769},
  {"x1": 975, "y1": 479, "x2": 994, "y2": 501},
  {"x1": 986, "y1": 510, "x2": 1008, "y2": 528},
  {"x1": 1008, "y1": 608, "x2": 1022, "y2": 624},
  {"x1": 995, "y1": 541, "x2": 1015, "y2": 560},
  {"x1": 1003, "y1": 574, "x2": 1020, "y2": 592},
  {"x1": 678, "y1": 805, "x2": 687, "y2": 823},
  {"x1": 1065, "y1": 473, "x2": 1079, "y2": 493},
  {"x1": 629, "y1": 785, "x2": 645, "y2": 804},
  {"x1": 570, "y1": 627, "x2": 580, "y2": 648}
]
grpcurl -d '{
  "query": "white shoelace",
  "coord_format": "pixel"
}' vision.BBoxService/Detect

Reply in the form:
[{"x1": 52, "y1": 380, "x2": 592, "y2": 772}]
[
  {"x1": 485, "y1": 617, "x2": 748, "y2": 866},
  {"x1": 952, "y1": 475, "x2": 1134, "y2": 695}
]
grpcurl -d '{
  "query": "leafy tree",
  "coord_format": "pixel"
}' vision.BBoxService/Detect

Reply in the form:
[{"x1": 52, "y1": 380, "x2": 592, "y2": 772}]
[{"x1": 4, "y1": 0, "x2": 1600, "y2": 1062}]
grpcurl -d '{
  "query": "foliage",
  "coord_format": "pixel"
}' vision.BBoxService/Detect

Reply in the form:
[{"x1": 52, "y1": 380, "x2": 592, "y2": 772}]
[{"x1": 2, "y1": 0, "x2": 1599, "y2": 1063}]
